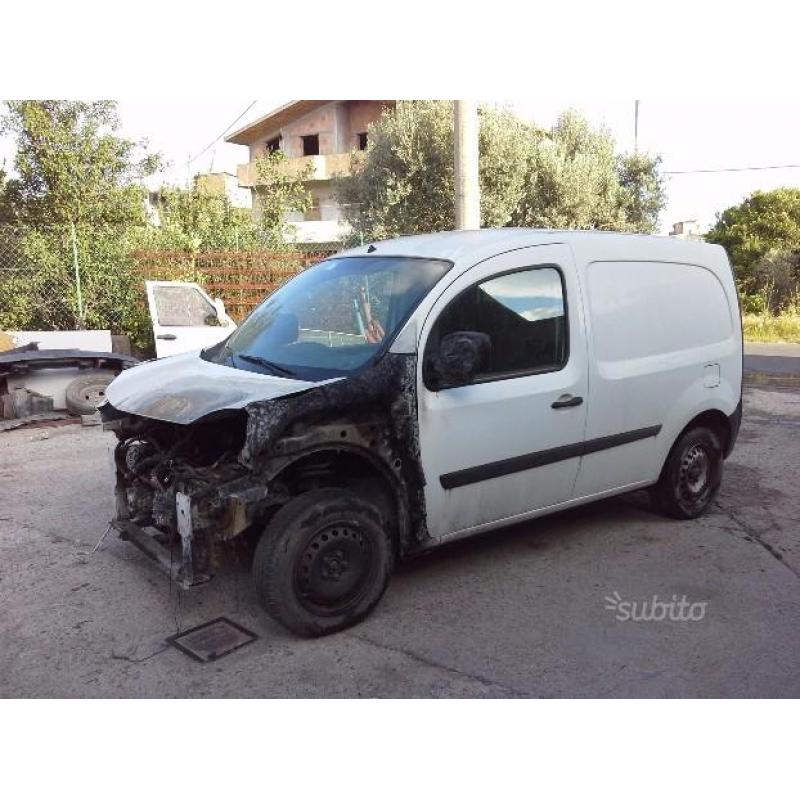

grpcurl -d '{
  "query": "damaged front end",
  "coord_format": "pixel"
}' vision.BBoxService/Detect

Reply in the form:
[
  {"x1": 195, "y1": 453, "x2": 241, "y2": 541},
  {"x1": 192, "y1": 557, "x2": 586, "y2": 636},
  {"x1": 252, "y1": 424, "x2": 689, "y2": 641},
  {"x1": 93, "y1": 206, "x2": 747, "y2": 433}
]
[
  {"x1": 104, "y1": 408, "x2": 278, "y2": 585},
  {"x1": 100, "y1": 352, "x2": 428, "y2": 588}
]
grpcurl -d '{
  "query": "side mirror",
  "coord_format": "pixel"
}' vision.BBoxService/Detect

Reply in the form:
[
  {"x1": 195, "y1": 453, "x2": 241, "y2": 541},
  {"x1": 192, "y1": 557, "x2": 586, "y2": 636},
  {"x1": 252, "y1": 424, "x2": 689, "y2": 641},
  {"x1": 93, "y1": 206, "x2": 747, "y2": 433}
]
[{"x1": 426, "y1": 331, "x2": 492, "y2": 390}]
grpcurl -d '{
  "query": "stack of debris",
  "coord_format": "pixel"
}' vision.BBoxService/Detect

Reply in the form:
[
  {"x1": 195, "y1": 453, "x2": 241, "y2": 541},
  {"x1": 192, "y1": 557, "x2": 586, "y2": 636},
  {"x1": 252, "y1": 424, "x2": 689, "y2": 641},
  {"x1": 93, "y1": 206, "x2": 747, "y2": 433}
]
[{"x1": 0, "y1": 334, "x2": 139, "y2": 433}]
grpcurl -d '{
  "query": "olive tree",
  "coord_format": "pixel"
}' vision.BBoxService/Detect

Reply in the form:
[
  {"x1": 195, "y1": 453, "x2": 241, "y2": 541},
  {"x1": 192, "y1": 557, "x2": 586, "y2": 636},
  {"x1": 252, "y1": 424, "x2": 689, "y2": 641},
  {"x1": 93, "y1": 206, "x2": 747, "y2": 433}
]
[
  {"x1": 335, "y1": 101, "x2": 532, "y2": 242},
  {"x1": 335, "y1": 102, "x2": 665, "y2": 243}
]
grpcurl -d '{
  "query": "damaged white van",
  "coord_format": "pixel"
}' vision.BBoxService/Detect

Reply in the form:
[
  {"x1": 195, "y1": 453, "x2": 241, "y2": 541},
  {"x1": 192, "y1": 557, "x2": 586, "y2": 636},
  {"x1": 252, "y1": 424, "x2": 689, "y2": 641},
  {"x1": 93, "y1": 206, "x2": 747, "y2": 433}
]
[{"x1": 100, "y1": 229, "x2": 743, "y2": 636}]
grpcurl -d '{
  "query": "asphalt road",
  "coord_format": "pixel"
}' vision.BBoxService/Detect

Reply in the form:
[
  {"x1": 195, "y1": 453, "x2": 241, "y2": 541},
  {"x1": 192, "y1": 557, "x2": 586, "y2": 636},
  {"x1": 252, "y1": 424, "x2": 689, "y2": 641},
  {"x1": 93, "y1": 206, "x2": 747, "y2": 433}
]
[
  {"x1": 744, "y1": 342, "x2": 800, "y2": 377},
  {"x1": 1, "y1": 377, "x2": 799, "y2": 697}
]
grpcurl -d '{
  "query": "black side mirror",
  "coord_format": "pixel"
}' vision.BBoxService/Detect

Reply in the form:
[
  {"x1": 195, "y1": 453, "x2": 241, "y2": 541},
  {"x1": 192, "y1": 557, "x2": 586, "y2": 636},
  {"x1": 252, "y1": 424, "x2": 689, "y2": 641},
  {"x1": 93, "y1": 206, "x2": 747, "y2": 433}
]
[{"x1": 426, "y1": 331, "x2": 492, "y2": 390}]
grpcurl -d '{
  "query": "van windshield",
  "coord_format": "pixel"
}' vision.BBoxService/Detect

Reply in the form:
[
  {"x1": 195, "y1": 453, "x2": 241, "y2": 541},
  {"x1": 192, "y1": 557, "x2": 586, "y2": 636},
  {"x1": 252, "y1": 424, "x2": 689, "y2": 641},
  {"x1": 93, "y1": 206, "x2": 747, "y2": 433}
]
[{"x1": 203, "y1": 256, "x2": 452, "y2": 380}]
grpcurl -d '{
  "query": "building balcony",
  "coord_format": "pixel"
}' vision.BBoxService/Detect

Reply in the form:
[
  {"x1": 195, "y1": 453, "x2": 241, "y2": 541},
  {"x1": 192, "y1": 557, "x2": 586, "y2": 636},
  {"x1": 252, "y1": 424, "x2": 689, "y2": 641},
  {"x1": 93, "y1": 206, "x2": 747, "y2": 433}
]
[{"x1": 236, "y1": 152, "x2": 358, "y2": 188}]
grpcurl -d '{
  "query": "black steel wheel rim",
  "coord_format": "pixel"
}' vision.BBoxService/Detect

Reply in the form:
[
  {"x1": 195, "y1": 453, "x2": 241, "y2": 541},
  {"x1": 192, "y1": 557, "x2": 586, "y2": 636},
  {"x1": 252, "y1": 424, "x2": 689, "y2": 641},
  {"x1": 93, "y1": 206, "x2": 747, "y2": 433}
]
[
  {"x1": 678, "y1": 443, "x2": 712, "y2": 507},
  {"x1": 294, "y1": 522, "x2": 375, "y2": 615}
]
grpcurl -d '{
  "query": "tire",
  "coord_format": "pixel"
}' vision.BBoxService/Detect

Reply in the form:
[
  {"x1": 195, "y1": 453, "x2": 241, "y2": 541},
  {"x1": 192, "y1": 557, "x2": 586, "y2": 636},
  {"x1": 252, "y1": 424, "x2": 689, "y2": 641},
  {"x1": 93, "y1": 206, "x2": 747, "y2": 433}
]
[
  {"x1": 652, "y1": 426, "x2": 723, "y2": 519},
  {"x1": 64, "y1": 371, "x2": 117, "y2": 415},
  {"x1": 252, "y1": 488, "x2": 395, "y2": 636}
]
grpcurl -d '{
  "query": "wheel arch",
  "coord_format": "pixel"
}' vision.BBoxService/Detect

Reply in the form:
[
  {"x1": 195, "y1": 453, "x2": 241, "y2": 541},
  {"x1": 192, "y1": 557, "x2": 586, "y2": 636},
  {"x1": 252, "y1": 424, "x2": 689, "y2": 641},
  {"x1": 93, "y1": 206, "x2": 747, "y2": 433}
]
[
  {"x1": 657, "y1": 408, "x2": 732, "y2": 482},
  {"x1": 268, "y1": 443, "x2": 412, "y2": 555}
]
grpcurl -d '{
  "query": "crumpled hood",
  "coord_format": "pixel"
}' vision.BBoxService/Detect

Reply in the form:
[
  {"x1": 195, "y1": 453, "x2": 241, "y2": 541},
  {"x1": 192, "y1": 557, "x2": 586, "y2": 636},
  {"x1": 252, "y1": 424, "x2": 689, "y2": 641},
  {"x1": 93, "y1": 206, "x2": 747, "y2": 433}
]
[{"x1": 104, "y1": 350, "x2": 331, "y2": 424}]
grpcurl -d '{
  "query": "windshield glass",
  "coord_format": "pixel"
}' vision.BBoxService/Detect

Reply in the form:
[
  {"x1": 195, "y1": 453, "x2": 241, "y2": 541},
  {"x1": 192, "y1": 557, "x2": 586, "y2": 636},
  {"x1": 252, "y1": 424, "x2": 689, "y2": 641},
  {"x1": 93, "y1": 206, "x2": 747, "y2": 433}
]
[{"x1": 203, "y1": 256, "x2": 452, "y2": 380}]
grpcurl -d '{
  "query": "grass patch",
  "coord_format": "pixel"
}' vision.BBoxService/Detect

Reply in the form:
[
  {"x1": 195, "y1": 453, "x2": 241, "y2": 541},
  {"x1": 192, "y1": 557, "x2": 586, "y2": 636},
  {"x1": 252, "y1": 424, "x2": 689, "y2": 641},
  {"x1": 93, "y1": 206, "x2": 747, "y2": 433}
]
[{"x1": 743, "y1": 312, "x2": 800, "y2": 343}]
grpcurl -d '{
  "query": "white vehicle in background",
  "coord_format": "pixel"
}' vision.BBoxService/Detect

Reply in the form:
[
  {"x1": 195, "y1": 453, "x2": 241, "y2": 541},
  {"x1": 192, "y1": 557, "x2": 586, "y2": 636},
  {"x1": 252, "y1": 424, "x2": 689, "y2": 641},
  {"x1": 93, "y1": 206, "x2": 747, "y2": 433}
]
[
  {"x1": 145, "y1": 280, "x2": 236, "y2": 358},
  {"x1": 104, "y1": 230, "x2": 743, "y2": 636}
]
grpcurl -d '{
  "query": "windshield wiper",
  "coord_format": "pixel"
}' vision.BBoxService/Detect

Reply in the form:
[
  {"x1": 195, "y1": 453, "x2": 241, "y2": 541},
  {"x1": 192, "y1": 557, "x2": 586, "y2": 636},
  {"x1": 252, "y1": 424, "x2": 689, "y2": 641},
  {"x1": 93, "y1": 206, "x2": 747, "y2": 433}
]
[{"x1": 236, "y1": 353, "x2": 296, "y2": 377}]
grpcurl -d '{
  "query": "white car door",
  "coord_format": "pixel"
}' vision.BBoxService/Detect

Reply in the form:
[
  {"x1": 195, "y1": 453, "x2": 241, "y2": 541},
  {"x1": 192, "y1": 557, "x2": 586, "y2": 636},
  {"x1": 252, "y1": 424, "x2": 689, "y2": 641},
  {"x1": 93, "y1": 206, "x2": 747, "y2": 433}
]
[
  {"x1": 145, "y1": 281, "x2": 236, "y2": 358},
  {"x1": 417, "y1": 243, "x2": 589, "y2": 540}
]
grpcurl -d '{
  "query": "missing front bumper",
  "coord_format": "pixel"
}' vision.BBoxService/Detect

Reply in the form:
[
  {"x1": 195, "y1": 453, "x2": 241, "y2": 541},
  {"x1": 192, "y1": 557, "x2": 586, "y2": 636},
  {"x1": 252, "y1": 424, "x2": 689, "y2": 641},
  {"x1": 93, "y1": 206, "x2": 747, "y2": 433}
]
[{"x1": 112, "y1": 513, "x2": 210, "y2": 588}]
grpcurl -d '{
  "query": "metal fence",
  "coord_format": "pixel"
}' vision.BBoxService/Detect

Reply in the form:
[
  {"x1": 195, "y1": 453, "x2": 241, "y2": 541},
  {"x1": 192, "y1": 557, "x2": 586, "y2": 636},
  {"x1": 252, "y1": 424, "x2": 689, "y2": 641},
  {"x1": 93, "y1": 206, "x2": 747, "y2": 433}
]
[{"x1": 0, "y1": 224, "x2": 338, "y2": 351}]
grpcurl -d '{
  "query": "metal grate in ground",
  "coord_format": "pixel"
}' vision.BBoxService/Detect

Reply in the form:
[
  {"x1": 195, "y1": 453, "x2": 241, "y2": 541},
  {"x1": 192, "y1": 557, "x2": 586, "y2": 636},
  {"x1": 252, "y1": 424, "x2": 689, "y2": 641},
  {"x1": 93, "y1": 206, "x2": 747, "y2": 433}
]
[{"x1": 166, "y1": 618, "x2": 257, "y2": 663}]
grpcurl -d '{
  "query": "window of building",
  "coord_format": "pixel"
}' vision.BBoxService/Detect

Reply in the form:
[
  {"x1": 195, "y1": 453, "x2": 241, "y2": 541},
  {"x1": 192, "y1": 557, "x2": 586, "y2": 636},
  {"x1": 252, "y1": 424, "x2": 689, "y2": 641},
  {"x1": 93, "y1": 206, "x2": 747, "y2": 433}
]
[
  {"x1": 302, "y1": 134, "x2": 320, "y2": 156},
  {"x1": 357, "y1": 132, "x2": 368, "y2": 150},
  {"x1": 265, "y1": 136, "x2": 281, "y2": 153},
  {"x1": 426, "y1": 266, "x2": 567, "y2": 382},
  {"x1": 304, "y1": 204, "x2": 322, "y2": 222}
]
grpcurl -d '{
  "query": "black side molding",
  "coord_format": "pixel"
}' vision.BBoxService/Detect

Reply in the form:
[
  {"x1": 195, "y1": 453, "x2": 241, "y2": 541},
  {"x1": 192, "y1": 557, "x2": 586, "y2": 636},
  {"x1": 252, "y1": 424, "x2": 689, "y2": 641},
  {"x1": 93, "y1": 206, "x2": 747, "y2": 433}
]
[{"x1": 440, "y1": 425, "x2": 662, "y2": 490}]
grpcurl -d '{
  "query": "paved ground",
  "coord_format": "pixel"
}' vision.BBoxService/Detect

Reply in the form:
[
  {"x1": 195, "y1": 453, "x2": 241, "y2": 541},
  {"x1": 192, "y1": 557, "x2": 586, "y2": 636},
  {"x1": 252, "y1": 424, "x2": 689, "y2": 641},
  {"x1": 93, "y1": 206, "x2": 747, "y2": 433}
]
[
  {"x1": 744, "y1": 342, "x2": 800, "y2": 378},
  {"x1": 1, "y1": 376, "x2": 799, "y2": 697}
]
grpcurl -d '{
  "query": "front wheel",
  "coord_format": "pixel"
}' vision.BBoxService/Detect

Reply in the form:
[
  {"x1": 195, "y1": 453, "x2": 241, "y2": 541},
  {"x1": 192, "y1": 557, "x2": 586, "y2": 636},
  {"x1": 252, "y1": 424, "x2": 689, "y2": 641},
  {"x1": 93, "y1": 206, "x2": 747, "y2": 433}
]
[
  {"x1": 252, "y1": 488, "x2": 394, "y2": 636},
  {"x1": 652, "y1": 426, "x2": 723, "y2": 519}
]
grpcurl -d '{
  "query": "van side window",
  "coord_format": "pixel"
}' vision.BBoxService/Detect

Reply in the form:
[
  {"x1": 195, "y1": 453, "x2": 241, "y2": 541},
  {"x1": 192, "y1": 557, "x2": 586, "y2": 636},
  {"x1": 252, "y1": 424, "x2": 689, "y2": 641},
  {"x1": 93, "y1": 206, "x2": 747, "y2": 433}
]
[{"x1": 429, "y1": 266, "x2": 567, "y2": 381}]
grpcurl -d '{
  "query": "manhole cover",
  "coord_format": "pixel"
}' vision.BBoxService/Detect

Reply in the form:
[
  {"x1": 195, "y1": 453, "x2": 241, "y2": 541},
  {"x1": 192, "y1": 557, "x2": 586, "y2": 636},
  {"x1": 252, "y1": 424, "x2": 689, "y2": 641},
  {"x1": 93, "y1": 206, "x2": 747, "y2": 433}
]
[{"x1": 167, "y1": 618, "x2": 257, "y2": 662}]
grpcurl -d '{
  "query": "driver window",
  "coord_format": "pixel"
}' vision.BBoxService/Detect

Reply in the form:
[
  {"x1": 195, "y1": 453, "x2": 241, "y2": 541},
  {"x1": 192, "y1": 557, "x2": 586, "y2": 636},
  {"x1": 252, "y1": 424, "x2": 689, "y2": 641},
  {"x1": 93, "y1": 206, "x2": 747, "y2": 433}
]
[{"x1": 428, "y1": 266, "x2": 567, "y2": 380}]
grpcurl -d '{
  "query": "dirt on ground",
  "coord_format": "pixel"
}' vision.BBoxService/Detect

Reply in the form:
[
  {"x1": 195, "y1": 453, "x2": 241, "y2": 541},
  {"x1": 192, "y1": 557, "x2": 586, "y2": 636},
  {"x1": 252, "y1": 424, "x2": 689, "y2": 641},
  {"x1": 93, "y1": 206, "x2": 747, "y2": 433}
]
[{"x1": 1, "y1": 381, "x2": 798, "y2": 697}]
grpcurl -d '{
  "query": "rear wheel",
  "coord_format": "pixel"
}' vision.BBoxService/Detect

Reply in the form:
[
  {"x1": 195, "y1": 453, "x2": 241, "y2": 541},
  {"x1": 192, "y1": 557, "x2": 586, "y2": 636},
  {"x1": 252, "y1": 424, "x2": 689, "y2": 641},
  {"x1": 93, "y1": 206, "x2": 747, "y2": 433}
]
[
  {"x1": 252, "y1": 488, "x2": 394, "y2": 636},
  {"x1": 652, "y1": 426, "x2": 723, "y2": 519}
]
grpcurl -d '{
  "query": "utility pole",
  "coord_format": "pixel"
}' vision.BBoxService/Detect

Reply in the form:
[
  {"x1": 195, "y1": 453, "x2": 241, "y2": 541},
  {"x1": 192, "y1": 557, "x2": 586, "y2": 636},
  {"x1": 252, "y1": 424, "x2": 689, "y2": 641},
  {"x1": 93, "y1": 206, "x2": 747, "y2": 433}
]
[
  {"x1": 454, "y1": 100, "x2": 480, "y2": 229},
  {"x1": 634, "y1": 99, "x2": 640, "y2": 153}
]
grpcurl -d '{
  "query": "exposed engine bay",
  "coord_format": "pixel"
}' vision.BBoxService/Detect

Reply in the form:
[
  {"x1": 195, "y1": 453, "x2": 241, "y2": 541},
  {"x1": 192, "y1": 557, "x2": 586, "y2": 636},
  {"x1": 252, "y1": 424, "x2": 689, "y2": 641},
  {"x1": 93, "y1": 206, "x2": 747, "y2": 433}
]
[{"x1": 101, "y1": 353, "x2": 427, "y2": 586}]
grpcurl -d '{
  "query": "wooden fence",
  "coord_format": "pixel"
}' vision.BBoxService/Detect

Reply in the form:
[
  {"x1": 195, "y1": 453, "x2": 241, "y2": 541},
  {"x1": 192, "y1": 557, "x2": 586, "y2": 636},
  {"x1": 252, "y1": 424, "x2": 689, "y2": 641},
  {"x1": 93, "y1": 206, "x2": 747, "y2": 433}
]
[{"x1": 132, "y1": 248, "x2": 337, "y2": 321}]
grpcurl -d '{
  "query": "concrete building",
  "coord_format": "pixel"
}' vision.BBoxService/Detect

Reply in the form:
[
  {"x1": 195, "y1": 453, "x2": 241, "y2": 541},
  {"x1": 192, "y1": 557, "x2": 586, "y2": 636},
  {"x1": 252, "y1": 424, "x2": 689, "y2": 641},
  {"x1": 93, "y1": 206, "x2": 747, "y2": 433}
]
[
  {"x1": 194, "y1": 172, "x2": 252, "y2": 209},
  {"x1": 145, "y1": 172, "x2": 252, "y2": 225},
  {"x1": 226, "y1": 100, "x2": 395, "y2": 243},
  {"x1": 669, "y1": 219, "x2": 705, "y2": 241}
]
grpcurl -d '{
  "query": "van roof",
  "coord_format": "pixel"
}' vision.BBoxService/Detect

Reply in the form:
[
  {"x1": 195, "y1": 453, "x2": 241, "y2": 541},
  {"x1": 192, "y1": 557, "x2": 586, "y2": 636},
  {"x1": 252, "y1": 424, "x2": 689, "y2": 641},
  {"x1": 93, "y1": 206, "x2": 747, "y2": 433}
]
[{"x1": 337, "y1": 228, "x2": 728, "y2": 275}]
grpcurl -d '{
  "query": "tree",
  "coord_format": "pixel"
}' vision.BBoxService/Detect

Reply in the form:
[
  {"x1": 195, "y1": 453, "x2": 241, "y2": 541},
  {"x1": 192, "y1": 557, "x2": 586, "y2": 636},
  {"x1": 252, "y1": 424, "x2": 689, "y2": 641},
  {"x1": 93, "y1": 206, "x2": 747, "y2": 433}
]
[
  {"x1": 253, "y1": 149, "x2": 313, "y2": 247},
  {"x1": 0, "y1": 100, "x2": 161, "y2": 226},
  {"x1": 705, "y1": 188, "x2": 800, "y2": 293},
  {"x1": 512, "y1": 111, "x2": 625, "y2": 229},
  {"x1": 0, "y1": 164, "x2": 14, "y2": 222},
  {"x1": 336, "y1": 102, "x2": 665, "y2": 243},
  {"x1": 750, "y1": 249, "x2": 800, "y2": 312},
  {"x1": 0, "y1": 101, "x2": 163, "y2": 342},
  {"x1": 142, "y1": 184, "x2": 259, "y2": 252},
  {"x1": 614, "y1": 152, "x2": 666, "y2": 234},
  {"x1": 476, "y1": 106, "x2": 532, "y2": 228},
  {"x1": 335, "y1": 101, "x2": 532, "y2": 242}
]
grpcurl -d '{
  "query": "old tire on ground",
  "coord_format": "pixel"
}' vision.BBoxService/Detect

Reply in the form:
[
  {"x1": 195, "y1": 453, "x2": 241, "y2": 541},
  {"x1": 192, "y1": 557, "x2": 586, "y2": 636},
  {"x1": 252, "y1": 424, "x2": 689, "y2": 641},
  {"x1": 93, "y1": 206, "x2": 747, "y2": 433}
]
[
  {"x1": 652, "y1": 425, "x2": 723, "y2": 519},
  {"x1": 64, "y1": 371, "x2": 117, "y2": 416},
  {"x1": 253, "y1": 487, "x2": 394, "y2": 637}
]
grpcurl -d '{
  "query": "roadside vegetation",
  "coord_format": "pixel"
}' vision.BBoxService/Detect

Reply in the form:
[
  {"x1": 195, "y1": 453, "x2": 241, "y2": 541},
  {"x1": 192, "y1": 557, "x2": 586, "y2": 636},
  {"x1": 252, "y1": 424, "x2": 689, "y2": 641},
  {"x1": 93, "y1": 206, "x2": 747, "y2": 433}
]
[
  {"x1": 742, "y1": 311, "x2": 800, "y2": 342},
  {"x1": 706, "y1": 189, "x2": 800, "y2": 343},
  {"x1": 0, "y1": 101, "x2": 312, "y2": 349},
  {"x1": 2, "y1": 100, "x2": 800, "y2": 344}
]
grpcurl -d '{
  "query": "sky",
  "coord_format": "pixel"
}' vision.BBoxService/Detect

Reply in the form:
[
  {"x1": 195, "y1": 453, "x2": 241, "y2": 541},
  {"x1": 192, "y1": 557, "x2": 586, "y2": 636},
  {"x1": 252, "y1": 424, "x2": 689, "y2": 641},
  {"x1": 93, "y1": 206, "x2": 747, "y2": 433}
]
[{"x1": 3, "y1": 98, "x2": 800, "y2": 236}]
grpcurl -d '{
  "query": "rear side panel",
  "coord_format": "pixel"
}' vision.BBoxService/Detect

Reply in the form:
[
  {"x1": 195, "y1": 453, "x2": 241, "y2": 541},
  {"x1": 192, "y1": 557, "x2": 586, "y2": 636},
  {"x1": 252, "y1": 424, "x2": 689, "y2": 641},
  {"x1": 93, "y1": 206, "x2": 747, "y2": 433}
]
[{"x1": 572, "y1": 244, "x2": 742, "y2": 498}]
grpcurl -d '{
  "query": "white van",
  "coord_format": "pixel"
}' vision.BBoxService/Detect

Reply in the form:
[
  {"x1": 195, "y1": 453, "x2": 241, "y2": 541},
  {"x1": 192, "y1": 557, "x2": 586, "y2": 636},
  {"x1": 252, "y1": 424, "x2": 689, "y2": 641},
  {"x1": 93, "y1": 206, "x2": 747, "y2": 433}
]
[{"x1": 102, "y1": 229, "x2": 743, "y2": 636}]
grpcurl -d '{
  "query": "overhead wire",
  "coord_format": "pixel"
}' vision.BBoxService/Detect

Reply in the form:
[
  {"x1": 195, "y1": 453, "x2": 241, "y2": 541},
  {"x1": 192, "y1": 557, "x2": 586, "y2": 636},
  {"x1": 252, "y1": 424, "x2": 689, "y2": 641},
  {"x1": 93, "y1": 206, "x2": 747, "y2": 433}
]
[{"x1": 186, "y1": 100, "x2": 258, "y2": 166}]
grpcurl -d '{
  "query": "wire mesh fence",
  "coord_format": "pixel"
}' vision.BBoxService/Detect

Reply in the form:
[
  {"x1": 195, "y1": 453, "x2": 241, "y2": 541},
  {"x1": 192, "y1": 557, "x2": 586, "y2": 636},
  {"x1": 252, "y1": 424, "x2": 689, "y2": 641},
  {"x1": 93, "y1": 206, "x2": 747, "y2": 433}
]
[{"x1": 0, "y1": 224, "x2": 338, "y2": 351}]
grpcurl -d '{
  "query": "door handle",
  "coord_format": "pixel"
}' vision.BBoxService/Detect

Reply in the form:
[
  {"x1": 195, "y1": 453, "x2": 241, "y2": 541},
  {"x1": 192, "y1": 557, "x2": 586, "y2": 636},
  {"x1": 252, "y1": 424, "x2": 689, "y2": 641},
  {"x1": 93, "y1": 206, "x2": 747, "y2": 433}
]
[
  {"x1": 156, "y1": 333, "x2": 177, "y2": 340},
  {"x1": 551, "y1": 394, "x2": 583, "y2": 409}
]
